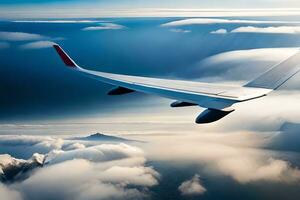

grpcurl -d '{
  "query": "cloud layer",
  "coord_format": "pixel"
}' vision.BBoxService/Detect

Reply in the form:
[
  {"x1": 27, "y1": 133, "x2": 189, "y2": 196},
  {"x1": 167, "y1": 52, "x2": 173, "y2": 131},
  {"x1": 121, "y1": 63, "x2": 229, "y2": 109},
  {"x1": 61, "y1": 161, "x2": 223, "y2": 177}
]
[
  {"x1": 143, "y1": 128, "x2": 300, "y2": 184},
  {"x1": 191, "y1": 47, "x2": 298, "y2": 81},
  {"x1": 0, "y1": 135, "x2": 159, "y2": 200}
]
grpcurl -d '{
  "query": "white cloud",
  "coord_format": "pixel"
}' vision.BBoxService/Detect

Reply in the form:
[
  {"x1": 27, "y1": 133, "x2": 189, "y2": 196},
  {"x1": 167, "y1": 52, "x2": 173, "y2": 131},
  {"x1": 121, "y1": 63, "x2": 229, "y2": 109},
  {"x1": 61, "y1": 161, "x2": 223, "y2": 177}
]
[
  {"x1": 82, "y1": 23, "x2": 125, "y2": 31},
  {"x1": 161, "y1": 18, "x2": 300, "y2": 27},
  {"x1": 169, "y1": 28, "x2": 191, "y2": 33},
  {"x1": 193, "y1": 47, "x2": 299, "y2": 81},
  {"x1": 202, "y1": 48, "x2": 297, "y2": 64},
  {"x1": 231, "y1": 26, "x2": 300, "y2": 34},
  {"x1": 0, "y1": 32, "x2": 45, "y2": 41},
  {"x1": 217, "y1": 157, "x2": 300, "y2": 183},
  {"x1": 15, "y1": 159, "x2": 156, "y2": 200},
  {"x1": 0, "y1": 135, "x2": 56, "y2": 147},
  {"x1": 20, "y1": 41, "x2": 55, "y2": 49},
  {"x1": 98, "y1": 165, "x2": 159, "y2": 186},
  {"x1": 178, "y1": 174, "x2": 206, "y2": 196},
  {"x1": 13, "y1": 20, "x2": 105, "y2": 24},
  {"x1": 211, "y1": 28, "x2": 227, "y2": 34},
  {"x1": 44, "y1": 143, "x2": 144, "y2": 165},
  {"x1": 64, "y1": 142, "x2": 85, "y2": 150},
  {"x1": 210, "y1": 26, "x2": 300, "y2": 34},
  {"x1": 18, "y1": 158, "x2": 157, "y2": 200},
  {"x1": 0, "y1": 42, "x2": 10, "y2": 49}
]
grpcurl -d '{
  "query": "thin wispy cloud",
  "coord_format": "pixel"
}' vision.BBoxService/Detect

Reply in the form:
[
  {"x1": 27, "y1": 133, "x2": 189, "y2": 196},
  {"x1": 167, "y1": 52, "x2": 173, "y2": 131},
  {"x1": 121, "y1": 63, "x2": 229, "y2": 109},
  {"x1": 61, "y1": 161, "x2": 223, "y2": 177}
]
[
  {"x1": 0, "y1": 32, "x2": 45, "y2": 41},
  {"x1": 82, "y1": 23, "x2": 125, "y2": 31},
  {"x1": 169, "y1": 28, "x2": 191, "y2": 33},
  {"x1": 13, "y1": 20, "x2": 105, "y2": 24},
  {"x1": 161, "y1": 18, "x2": 300, "y2": 27},
  {"x1": 20, "y1": 41, "x2": 56, "y2": 49}
]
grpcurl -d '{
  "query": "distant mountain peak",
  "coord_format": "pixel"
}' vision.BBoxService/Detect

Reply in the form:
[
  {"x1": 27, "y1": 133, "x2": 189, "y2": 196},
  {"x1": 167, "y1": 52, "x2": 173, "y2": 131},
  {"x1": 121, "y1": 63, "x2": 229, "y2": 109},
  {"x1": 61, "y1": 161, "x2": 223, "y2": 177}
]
[
  {"x1": 88, "y1": 133, "x2": 108, "y2": 138},
  {"x1": 77, "y1": 132, "x2": 136, "y2": 142}
]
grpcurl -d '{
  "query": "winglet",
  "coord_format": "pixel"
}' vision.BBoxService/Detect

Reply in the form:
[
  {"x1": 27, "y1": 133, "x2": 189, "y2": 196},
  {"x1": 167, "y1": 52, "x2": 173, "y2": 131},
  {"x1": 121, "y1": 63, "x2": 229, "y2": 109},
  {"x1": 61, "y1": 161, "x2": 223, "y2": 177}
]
[{"x1": 53, "y1": 44, "x2": 78, "y2": 68}]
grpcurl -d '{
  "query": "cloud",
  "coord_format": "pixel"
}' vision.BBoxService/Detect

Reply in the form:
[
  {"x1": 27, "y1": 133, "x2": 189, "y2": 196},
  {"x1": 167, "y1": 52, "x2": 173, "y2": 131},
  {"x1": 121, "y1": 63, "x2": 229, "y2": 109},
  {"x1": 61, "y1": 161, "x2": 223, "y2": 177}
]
[
  {"x1": 64, "y1": 142, "x2": 85, "y2": 150},
  {"x1": 44, "y1": 143, "x2": 144, "y2": 165},
  {"x1": 161, "y1": 18, "x2": 300, "y2": 27},
  {"x1": 20, "y1": 41, "x2": 55, "y2": 49},
  {"x1": 211, "y1": 26, "x2": 300, "y2": 34},
  {"x1": 0, "y1": 32, "x2": 61, "y2": 50},
  {"x1": 178, "y1": 174, "x2": 206, "y2": 196},
  {"x1": 143, "y1": 129, "x2": 300, "y2": 184},
  {"x1": 190, "y1": 47, "x2": 298, "y2": 81},
  {"x1": 217, "y1": 157, "x2": 300, "y2": 183},
  {"x1": 0, "y1": 184, "x2": 22, "y2": 200},
  {"x1": 82, "y1": 23, "x2": 125, "y2": 31},
  {"x1": 211, "y1": 28, "x2": 227, "y2": 34},
  {"x1": 13, "y1": 20, "x2": 105, "y2": 24},
  {"x1": 0, "y1": 32, "x2": 45, "y2": 41},
  {"x1": 0, "y1": 42, "x2": 10, "y2": 49},
  {"x1": 231, "y1": 26, "x2": 300, "y2": 34},
  {"x1": 0, "y1": 135, "x2": 159, "y2": 200},
  {"x1": 15, "y1": 159, "x2": 157, "y2": 200},
  {"x1": 169, "y1": 28, "x2": 191, "y2": 33}
]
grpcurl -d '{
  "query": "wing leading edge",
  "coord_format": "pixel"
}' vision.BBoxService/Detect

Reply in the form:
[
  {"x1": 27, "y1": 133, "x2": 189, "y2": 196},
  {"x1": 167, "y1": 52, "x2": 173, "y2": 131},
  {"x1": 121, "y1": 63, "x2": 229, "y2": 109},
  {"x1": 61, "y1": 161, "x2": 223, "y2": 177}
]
[{"x1": 53, "y1": 45, "x2": 299, "y2": 124}]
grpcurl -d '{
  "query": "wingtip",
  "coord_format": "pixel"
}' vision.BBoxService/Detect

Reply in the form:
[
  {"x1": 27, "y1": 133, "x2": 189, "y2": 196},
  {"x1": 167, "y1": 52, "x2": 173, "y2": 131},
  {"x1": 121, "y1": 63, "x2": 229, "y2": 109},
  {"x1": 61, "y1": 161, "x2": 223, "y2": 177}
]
[{"x1": 53, "y1": 44, "x2": 78, "y2": 68}]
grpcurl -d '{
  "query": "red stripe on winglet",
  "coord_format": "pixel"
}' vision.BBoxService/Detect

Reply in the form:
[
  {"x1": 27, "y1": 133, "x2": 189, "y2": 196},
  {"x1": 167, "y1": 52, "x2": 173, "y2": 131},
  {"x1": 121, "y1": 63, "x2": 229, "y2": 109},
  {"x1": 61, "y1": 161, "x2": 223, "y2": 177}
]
[{"x1": 53, "y1": 45, "x2": 77, "y2": 67}]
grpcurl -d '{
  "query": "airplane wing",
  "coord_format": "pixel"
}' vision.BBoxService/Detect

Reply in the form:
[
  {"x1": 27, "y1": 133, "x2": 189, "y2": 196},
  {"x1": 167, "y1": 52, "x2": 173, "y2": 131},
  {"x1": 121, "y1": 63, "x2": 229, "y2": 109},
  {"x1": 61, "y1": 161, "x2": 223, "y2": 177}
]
[{"x1": 53, "y1": 45, "x2": 299, "y2": 123}]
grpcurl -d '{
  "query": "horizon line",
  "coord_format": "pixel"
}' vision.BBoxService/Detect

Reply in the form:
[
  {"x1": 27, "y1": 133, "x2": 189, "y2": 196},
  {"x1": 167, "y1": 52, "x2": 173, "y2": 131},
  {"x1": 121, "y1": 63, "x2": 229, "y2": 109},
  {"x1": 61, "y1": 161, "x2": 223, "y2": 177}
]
[{"x1": 1, "y1": 8, "x2": 300, "y2": 19}]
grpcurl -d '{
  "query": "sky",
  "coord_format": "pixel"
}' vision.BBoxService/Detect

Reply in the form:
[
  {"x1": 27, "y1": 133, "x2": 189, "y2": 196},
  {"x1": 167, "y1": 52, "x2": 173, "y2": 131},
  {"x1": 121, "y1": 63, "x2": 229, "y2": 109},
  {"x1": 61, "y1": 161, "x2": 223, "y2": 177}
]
[
  {"x1": 2, "y1": 1, "x2": 300, "y2": 200},
  {"x1": 2, "y1": 16, "x2": 300, "y2": 127}
]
